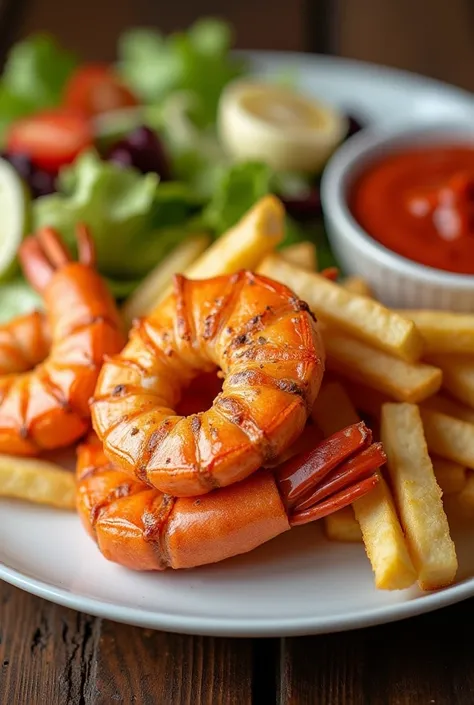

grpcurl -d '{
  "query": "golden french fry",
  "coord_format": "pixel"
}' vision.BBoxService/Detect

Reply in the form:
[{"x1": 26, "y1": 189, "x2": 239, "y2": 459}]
[
  {"x1": 324, "y1": 330, "x2": 442, "y2": 403},
  {"x1": 325, "y1": 506, "x2": 362, "y2": 542},
  {"x1": 280, "y1": 241, "x2": 318, "y2": 271},
  {"x1": 399, "y1": 310, "x2": 474, "y2": 355},
  {"x1": 0, "y1": 455, "x2": 76, "y2": 509},
  {"x1": 185, "y1": 195, "x2": 285, "y2": 280},
  {"x1": 420, "y1": 407, "x2": 474, "y2": 469},
  {"x1": 381, "y1": 403, "x2": 457, "y2": 591},
  {"x1": 343, "y1": 380, "x2": 390, "y2": 419},
  {"x1": 431, "y1": 456, "x2": 467, "y2": 496},
  {"x1": 313, "y1": 381, "x2": 416, "y2": 589},
  {"x1": 427, "y1": 355, "x2": 474, "y2": 409},
  {"x1": 121, "y1": 233, "x2": 211, "y2": 328},
  {"x1": 311, "y1": 381, "x2": 362, "y2": 432},
  {"x1": 354, "y1": 475, "x2": 418, "y2": 590},
  {"x1": 312, "y1": 382, "x2": 363, "y2": 543},
  {"x1": 422, "y1": 393, "x2": 474, "y2": 426},
  {"x1": 257, "y1": 253, "x2": 423, "y2": 361},
  {"x1": 341, "y1": 276, "x2": 373, "y2": 298}
]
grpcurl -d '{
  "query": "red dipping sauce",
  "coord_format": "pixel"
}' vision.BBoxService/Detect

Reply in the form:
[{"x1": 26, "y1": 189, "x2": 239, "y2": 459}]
[{"x1": 349, "y1": 144, "x2": 474, "y2": 274}]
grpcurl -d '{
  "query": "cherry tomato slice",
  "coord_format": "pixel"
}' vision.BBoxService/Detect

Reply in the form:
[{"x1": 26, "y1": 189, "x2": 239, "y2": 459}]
[
  {"x1": 6, "y1": 109, "x2": 93, "y2": 173},
  {"x1": 64, "y1": 64, "x2": 138, "y2": 117}
]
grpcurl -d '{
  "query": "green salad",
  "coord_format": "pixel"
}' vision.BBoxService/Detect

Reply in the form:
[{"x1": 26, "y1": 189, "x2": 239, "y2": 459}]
[{"x1": 0, "y1": 17, "x2": 360, "y2": 322}]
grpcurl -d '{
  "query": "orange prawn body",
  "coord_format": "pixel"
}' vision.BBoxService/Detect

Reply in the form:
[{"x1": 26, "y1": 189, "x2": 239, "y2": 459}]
[
  {"x1": 0, "y1": 226, "x2": 125, "y2": 456},
  {"x1": 77, "y1": 424, "x2": 385, "y2": 571},
  {"x1": 77, "y1": 434, "x2": 290, "y2": 570},
  {"x1": 0, "y1": 311, "x2": 49, "y2": 376},
  {"x1": 92, "y1": 271, "x2": 325, "y2": 497}
]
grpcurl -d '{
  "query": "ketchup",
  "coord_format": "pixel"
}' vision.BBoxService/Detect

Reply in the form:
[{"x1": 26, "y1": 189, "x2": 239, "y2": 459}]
[{"x1": 349, "y1": 144, "x2": 474, "y2": 274}]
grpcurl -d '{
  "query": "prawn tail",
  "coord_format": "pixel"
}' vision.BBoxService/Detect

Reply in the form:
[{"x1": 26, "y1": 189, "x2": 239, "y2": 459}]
[{"x1": 275, "y1": 421, "x2": 385, "y2": 526}]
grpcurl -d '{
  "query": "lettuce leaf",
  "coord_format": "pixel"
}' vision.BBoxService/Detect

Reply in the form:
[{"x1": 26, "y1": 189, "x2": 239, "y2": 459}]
[
  {"x1": 117, "y1": 18, "x2": 247, "y2": 128},
  {"x1": 198, "y1": 160, "x2": 302, "y2": 244},
  {"x1": 196, "y1": 160, "x2": 337, "y2": 266},
  {"x1": 3, "y1": 33, "x2": 78, "y2": 108},
  {"x1": 32, "y1": 150, "x2": 199, "y2": 282},
  {"x1": 0, "y1": 33, "x2": 78, "y2": 142},
  {"x1": 201, "y1": 161, "x2": 273, "y2": 235},
  {"x1": 0, "y1": 278, "x2": 43, "y2": 324}
]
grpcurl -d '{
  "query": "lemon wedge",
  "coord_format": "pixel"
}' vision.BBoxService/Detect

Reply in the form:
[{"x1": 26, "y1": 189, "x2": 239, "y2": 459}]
[
  {"x1": 0, "y1": 157, "x2": 29, "y2": 282},
  {"x1": 217, "y1": 80, "x2": 348, "y2": 173}
]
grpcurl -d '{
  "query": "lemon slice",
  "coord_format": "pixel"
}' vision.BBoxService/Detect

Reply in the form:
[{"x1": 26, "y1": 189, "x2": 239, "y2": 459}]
[
  {"x1": 217, "y1": 80, "x2": 348, "y2": 173},
  {"x1": 0, "y1": 157, "x2": 29, "y2": 282}
]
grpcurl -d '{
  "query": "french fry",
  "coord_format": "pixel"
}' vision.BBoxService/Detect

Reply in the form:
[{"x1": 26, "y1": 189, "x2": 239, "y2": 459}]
[
  {"x1": 341, "y1": 276, "x2": 373, "y2": 298},
  {"x1": 427, "y1": 355, "x2": 474, "y2": 409},
  {"x1": 381, "y1": 403, "x2": 457, "y2": 590},
  {"x1": 311, "y1": 382, "x2": 362, "y2": 541},
  {"x1": 311, "y1": 381, "x2": 362, "y2": 432},
  {"x1": 399, "y1": 310, "x2": 474, "y2": 355},
  {"x1": 420, "y1": 407, "x2": 474, "y2": 469},
  {"x1": 185, "y1": 195, "x2": 285, "y2": 279},
  {"x1": 343, "y1": 380, "x2": 390, "y2": 419},
  {"x1": 422, "y1": 393, "x2": 474, "y2": 425},
  {"x1": 323, "y1": 329, "x2": 442, "y2": 403},
  {"x1": 121, "y1": 233, "x2": 211, "y2": 328},
  {"x1": 257, "y1": 253, "x2": 423, "y2": 361},
  {"x1": 0, "y1": 455, "x2": 76, "y2": 509},
  {"x1": 325, "y1": 506, "x2": 362, "y2": 542},
  {"x1": 280, "y1": 241, "x2": 318, "y2": 271},
  {"x1": 312, "y1": 381, "x2": 416, "y2": 589},
  {"x1": 431, "y1": 456, "x2": 467, "y2": 496}
]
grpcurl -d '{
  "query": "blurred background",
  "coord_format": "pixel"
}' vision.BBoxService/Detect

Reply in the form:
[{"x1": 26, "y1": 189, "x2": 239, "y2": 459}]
[{"x1": 3, "y1": 0, "x2": 474, "y2": 91}]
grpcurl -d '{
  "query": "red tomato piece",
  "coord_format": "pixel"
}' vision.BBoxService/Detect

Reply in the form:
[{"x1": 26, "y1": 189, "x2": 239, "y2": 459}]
[
  {"x1": 6, "y1": 110, "x2": 93, "y2": 173},
  {"x1": 64, "y1": 64, "x2": 138, "y2": 117}
]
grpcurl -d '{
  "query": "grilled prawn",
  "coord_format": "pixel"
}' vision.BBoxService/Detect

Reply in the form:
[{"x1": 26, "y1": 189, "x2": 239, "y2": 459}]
[
  {"x1": 92, "y1": 271, "x2": 325, "y2": 496},
  {"x1": 0, "y1": 225, "x2": 125, "y2": 455},
  {"x1": 0, "y1": 310, "x2": 49, "y2": 375},
  {"x1": 77, "y1": 423, "x2": 385, "y2": 571}
]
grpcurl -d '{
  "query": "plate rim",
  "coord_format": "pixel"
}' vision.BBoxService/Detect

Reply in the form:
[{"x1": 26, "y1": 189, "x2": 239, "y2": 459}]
[
  {"x1": 3, "y1": 48, "x2": 474, "y2": 637},
  {"x1": 238, "y1": 48, "x2": 474, "y2": 106},
  {"x1": 2, "y1": 560, "x2": 474, "y2": 637}
]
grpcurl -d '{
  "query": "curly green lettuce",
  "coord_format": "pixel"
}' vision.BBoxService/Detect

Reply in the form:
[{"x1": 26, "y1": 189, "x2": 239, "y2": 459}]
[
  {"x1": 32, "y1": 150, "x2": 201, "y2": 288},
  {"x1": 0, "y1": 34, "x2": 78, "y2": 141},
  {"x1": 117, "y1": 18, "x2": 247, "y2": 128}
]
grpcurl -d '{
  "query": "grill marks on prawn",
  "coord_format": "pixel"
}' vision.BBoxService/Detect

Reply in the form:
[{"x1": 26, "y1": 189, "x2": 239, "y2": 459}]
[
  {"x1": 92, "y1": 272, "x2": 324, "y2": 496},
  {"x1": 200, "y1": 271, "x2": 247, "y2": 342}
]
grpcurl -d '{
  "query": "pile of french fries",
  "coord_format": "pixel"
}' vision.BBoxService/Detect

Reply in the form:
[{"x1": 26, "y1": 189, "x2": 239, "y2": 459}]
[{"x1": 3, "y1": 195, "x2": 474, "y2": 593}]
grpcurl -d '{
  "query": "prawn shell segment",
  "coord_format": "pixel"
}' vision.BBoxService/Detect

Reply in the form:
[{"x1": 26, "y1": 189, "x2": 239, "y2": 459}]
[
  {"x1": 92, "y1": 270, "x2": 324, "y2": 496},
  {"x1": 76, "y1": 434, "x2": 290, "y2": 571},
  {"x1": 0, "y1": 263, "x2": 125, "y2": 455}
]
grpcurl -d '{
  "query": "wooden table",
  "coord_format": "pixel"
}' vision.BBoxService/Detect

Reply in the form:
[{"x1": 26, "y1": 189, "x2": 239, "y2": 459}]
[
  {"x1": 1, "y1": 581, "x2": 474, "y2": 703},
  {"x1": 2, "y1": 0, "x2": 474, "y2": 702}
]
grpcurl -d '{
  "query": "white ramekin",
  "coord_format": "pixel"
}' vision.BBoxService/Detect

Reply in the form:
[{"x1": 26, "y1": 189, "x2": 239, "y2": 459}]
[{"x1": 321, "y1": 122, "x2": 474, "y2": 311}]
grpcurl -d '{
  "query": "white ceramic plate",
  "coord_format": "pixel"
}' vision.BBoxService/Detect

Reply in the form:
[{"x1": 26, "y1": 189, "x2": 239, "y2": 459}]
[{"x1": 2, "y1": 51, "x2": 474, "y2": 637}]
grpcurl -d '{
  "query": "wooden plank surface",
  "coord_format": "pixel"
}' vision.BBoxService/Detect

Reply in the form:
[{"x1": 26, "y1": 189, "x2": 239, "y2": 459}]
[
  {"x1": 18, "y1": 0, "x2": 305, "y2": 61},
  {"x1": 0, "y1": 583, "x2": 254, "y2": 704},
  {"x1": 280, "y1": 599, "x2": 474, "y2": 704},
  {"x1": 3, "y1": 580, "x2": 474, "y2": 703},
  {"x1": 337, "y1": 0, "x2": 474, "y2": 92}
]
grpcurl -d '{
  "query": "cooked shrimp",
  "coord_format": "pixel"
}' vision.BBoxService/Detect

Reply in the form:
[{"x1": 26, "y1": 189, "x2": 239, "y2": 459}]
[
  {"x1": 0, "y1": 224, "x2": 125, "y2": 455},
  {"x1": 92, "y1": 271, "x2": 325, "y2": 496},
  {"x1": 0, "y1": 311, "x2": 49, "y2": 376},
  {"x1": 77, "y1": 423, "x2": 385, "y2": 571}
]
